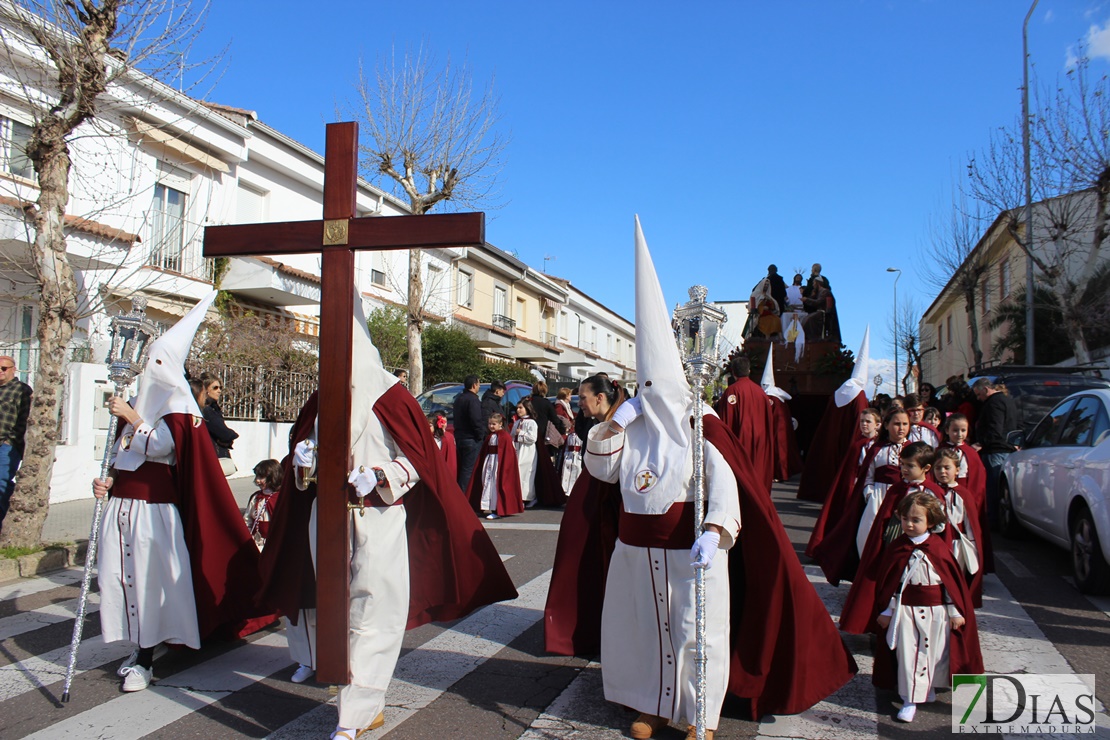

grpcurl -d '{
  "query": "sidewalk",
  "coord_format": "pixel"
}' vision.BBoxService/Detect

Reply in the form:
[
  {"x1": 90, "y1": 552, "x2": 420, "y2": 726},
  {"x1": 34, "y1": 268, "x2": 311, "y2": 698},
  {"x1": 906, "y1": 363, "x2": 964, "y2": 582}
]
[{"x1": 40, "y1": 475, "x2": 259, "y2": 544}]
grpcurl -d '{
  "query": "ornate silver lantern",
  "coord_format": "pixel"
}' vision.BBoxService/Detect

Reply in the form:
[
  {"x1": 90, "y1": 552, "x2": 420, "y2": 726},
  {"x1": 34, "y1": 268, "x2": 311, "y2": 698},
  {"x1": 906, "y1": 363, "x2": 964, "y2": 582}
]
[{"x1": 672, "y1": 285, "x2": 726, "y2": 740}]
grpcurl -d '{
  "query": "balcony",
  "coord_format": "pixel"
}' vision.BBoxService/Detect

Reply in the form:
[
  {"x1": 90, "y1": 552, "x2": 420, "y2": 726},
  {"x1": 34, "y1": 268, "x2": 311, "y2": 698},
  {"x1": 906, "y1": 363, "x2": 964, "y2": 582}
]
[
  {"x1": 145, "y1": 216, "x2": 217, "y2": 283},
  {"x1": 492, "y1": 314, "x2": 516, "y2": 333},
  {"x1": 540, "y1": 332, "x2": 559, "y2": 348}
]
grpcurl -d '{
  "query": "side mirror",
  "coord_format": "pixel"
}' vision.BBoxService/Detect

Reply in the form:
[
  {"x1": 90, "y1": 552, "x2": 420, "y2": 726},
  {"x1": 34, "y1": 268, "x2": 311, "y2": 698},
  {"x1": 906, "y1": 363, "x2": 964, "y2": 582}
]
[{"x1": 1007, "y1": 430, "x2": 1025, "y2": 448}]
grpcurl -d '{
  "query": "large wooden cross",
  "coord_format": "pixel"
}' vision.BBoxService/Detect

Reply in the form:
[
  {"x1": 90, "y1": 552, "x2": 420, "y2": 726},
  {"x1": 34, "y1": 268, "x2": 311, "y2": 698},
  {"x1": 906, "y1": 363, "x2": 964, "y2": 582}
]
[{"x1": 203, "y1": 122, "x2": 484, "y2": 683}]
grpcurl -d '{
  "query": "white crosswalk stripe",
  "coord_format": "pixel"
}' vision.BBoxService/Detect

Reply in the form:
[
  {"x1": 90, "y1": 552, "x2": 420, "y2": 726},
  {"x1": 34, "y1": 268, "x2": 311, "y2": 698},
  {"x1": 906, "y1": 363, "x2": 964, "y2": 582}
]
[
  {"x1": 0, "y1": 633, "x2": 133, "y2": 702},
  {"x1": 0, "y1": 567, "x2": 83, "y2": 600}
]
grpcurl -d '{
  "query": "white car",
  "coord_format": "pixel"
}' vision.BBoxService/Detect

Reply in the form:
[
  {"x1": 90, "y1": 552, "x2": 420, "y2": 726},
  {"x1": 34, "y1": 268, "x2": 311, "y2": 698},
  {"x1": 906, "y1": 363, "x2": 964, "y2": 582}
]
[{"x1": 999, "y1": 388, "x2": 1110, "y2": 594}]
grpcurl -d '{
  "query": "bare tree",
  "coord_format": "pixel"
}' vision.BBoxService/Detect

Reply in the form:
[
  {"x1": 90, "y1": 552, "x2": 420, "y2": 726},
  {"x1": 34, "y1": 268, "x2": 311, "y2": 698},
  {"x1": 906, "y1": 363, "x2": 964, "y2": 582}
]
[
  {"x1": 888, "y1": 299, "x2": 924, "y2": 394},
  {"x1": 352, "y1": 44, "x2": 507, "y2": 395},
  {"x1": 967, "y1": 55, "x2": 1110, "y2": 365},
  {"x1": 0, "y1": 1, "x2": 214, "y2": 548},
  {"x1": 918, "y1": 189, "x2": 991, "y2": 369}
]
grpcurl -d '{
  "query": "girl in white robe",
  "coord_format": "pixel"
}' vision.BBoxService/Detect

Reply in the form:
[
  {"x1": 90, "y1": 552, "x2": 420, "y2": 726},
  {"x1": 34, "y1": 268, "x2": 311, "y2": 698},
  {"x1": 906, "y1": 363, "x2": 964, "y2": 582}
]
[
  {"x1": 858, "y1": 408, "x2": 910, "y2": 556},
  {"x1": 512, "y1": 399, "x2": 539, "y2": 507},
  {"x1": 876, "y1": 494, "x2": 965, "y2": 723}
]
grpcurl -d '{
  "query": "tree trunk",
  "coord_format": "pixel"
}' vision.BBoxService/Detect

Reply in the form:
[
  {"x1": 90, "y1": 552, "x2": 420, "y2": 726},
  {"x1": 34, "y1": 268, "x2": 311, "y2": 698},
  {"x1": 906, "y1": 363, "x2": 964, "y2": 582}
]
[
  {"x1": 406, "y1": 248, "x2": 424, "y2": 395},
  {"x1": 962, "y1": 288, "x2": 984, "y2": 368},
  {"x1": 0, "y1": 133, "x2": 79, "y2": 549}
]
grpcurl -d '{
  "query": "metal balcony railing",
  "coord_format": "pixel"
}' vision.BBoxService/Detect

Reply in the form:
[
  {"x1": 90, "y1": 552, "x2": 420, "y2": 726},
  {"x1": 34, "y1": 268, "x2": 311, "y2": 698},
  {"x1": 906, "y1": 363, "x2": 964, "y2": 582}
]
[
  {"x1": 540, "y1": 332, "x2": 559, "y2": 348},
  {"x1": 146, "y1": 216, "x2": 218, "y2": 283},
  {"x1": 492, "y1": 314, "x2": 516, "y2": 332}
]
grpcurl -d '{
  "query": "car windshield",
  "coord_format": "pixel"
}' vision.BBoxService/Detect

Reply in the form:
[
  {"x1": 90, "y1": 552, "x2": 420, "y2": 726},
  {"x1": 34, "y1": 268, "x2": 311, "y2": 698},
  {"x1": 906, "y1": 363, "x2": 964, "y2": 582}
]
[{"x1": 418, "y1": 386, "x2": 463, "y2": 417}]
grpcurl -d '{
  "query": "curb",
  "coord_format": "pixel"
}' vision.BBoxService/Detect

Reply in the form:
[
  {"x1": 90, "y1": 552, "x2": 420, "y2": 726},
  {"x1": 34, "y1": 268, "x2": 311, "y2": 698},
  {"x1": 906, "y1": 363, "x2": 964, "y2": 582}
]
[{"x1": 0, "y1": 540, "x2": 89, "y2": 584}]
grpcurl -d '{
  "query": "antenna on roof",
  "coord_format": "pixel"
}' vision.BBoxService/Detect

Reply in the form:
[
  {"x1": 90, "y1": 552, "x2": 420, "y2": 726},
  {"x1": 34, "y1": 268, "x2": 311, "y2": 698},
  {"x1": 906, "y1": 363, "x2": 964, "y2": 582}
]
[{"x1": 543, "y1": 254, "x2": 556, "y2": 273}]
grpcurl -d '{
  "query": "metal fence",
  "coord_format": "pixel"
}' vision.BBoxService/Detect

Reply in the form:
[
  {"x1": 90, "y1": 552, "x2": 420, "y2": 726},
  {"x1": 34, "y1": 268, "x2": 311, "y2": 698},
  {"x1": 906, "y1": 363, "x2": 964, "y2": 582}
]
[{"x1": 186, "y1": 361, "x2": 317, "y2": 422}]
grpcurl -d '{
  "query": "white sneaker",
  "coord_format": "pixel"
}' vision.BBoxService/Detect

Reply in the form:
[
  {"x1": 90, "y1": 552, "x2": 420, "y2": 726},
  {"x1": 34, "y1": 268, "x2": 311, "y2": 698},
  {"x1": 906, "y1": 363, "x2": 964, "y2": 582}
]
[
  {"x1": 486, "y1": 513, "x2": 499, "y2": 520},
  {"x1": 121, "y1": 664, "x2": 152, "y2": 692},
  {"x1": 117, "y1": 645, "x2": 168, "y2": 676},
  {"x1": 291, "y1": 664, "x2": 315, "y2": 683},
  {"x1": 525, "y1": 499, "x2": 537, "y2": 508},
  {"x1": 896, "y1": 703, "x2": 916, "y2": 722}
]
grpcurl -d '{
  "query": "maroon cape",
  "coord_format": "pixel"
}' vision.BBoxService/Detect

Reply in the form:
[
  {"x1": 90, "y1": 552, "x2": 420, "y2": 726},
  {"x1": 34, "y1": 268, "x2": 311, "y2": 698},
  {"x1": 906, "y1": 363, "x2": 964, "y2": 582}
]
[
  {"x1": 160, "y1": 414, "x2": 269, "y2": 639},
  {"x1": 769, "y1": 397, "x2": 803, "y2": 482},
  {"x1": 932, "y1": 479, "x2": 987, "y2": 608},
  {"x1": 542, "y1": 468, "x2": 622, "y2": 656},
  {"x1": 805, "y1": 434, "x2": 871, "y2": 558},
  {"x1": 714, "y1": 377, "x2": 775, "y2": 494},
  {"x1": 706, "y1": 416, "x2": 858, "y2": 716},
  {"x1": 945, "y1": 441, "x2": 994, "y2": 573},
  {"x1": 796, "y1": 392, "x2": 868, "y2": 501},
  {"x1": 466, "y1": 429, "x2": 524, "y2": 517},
  {"x1": 870, "y1": 534, "x2": 984, "y2": 690},
  {"x1": 532, "y1": 437, "x2": 567, "y2": 508},
  {"x1": 839, "y1": 478, "x2": 948, "y2": 633},
  {"x1": 258, "y1": 387, "x2": 518, "y2": 628}
]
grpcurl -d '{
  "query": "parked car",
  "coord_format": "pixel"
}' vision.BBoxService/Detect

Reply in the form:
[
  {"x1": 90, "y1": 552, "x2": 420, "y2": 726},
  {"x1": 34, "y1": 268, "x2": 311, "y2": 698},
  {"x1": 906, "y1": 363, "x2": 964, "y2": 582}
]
[
  {"x1": 998, "y1": 388, "x2": 1110, "y2": 593},
  {"x1": 966, "y1": 369, "x2": 1110, "y2": 435},
  {"x1": 416, "y1": 380, "x2": 534, "y2": 431}
]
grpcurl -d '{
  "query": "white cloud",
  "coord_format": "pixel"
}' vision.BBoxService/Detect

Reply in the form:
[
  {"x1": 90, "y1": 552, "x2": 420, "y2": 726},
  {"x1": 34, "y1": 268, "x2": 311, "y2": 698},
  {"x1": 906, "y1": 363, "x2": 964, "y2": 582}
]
[{"x1": 1084, "y1": 19, "x2": 1110, "y2": 62}]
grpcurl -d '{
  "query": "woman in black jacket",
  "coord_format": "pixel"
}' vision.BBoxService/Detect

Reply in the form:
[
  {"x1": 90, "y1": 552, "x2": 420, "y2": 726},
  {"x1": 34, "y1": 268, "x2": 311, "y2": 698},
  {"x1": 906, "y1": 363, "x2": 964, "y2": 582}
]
[
  {"x1": 200, "y1": 372, "x2": 239, "y2": 476},
  {"x1": 529, "y1": 380, "x2": 561, "y2": 460}
]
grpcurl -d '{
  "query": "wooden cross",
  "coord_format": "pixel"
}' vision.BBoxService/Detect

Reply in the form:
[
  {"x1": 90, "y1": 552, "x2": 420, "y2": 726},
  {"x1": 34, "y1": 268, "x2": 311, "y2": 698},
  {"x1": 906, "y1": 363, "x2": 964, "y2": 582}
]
[{"x1": 203, "y1": 122, "x2": 484, "y2": 683}]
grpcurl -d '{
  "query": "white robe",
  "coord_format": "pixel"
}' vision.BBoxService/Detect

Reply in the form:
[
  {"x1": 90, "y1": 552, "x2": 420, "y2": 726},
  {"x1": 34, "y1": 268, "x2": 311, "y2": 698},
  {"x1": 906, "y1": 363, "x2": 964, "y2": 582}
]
[
  {"x1": 585, "y1": 420, "x2": 742, "y2": 730},
  {"x1": 560, "y1": 432, "x2": 584, "y2": 492},
  {"x1": 479, "y1": 434, "x2": 500, "y2": 511},
  {"x1": 858, "y1": 441, "x2": 905, "y2": 556},
  {"x1": 513, "y1": 418, "x2": 538, "y2": 502},
  {"x1": 880, "y1": 535, "x2": 961, "y2": 703},
  {"x1": 908, "y1": 424, "x2": 940, "y2": 448},
  {"x1": 295, "y1": 422, "x2": 420, "y2": 730},
  {"x1": 98, "y1": 419, "x2": 201, "y2": 650}
]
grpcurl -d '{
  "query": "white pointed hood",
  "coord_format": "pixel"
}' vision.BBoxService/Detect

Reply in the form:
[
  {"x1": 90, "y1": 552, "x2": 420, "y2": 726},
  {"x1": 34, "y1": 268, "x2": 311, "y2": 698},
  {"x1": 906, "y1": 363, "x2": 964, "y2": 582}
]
[
  {"x1": 132, "y1": 290, "x2": 216, "y2": 426},
  {"x1": 349, "y1": 287, "x2": 400, "y2": 455},
  {"x1": 761, "y1": 343, "x2": 791, "y2": 401},
  {"x1": 833, "y1": 326, "x2": 870, "y2": 408},
  {"x1": 621, "y1": 216, "x2": 692, "y2": 499}
]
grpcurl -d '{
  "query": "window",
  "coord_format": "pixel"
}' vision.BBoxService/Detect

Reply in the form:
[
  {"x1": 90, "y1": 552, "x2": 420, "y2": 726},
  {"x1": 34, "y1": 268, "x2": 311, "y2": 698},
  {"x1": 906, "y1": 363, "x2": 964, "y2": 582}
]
[
  {"x1": 558, "y1": 311, "x2": 568, "y2": 339},
  {"x1": 515, "y1": 297, "x2": 526, "y2": 329},
  {"x1": 946, "y1": 314, "x2": 952, "y2": 345},
  {"x1": 236, "y1": 184, "x2": 267, "y2": 223},
  {"x1": 1027, "y1": 398, "x2": 1077, "y2": 448},
  {"x1": 615, "y1": 338, "x2": 622, "y2": 363},
  {"x1": 936, "y1": 323, "x2": 943, "y2": 350},
  {"x1": 1058, "y1": 397, "x2": 1107, "y2": 447},
  {"x1": 493, "y1": 286, "x2": 507, "y2": 320},
  {"x1": 457, "y1": 268, "x2": 473, "y2": 307},
  {"x1": 981, "y1": 275, "x2": 991, "y2": 317},
  {"x1": 370, "y1": 251, "x2": 387, "y2": 286},
  {"x1": 1, "y1": 116, "x2": 32, "y2": 179},
  {"x1": 150, "y1": 182, "x2": 187, "y2": 272},
  {"x1": 1000, "y1": 258, "x2": 1012, "y2": 299}
]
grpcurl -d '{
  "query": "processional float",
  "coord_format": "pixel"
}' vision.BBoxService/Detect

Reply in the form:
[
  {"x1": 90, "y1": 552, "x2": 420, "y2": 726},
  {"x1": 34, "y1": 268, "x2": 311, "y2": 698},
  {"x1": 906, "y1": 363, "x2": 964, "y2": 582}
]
[
  {"x1": 672, "y1": 285, "x2": 727, "y2": 740},
  {"x1": 61, "y1": 298, "x2": 159, "y2": 702}
]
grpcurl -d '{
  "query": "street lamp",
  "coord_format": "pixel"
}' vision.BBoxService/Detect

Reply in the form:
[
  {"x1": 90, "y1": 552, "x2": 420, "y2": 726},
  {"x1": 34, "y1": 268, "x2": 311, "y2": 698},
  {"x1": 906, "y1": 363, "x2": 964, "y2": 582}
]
[{"x1": 887, "y1": 268, "x2": 901, "y2": 394}]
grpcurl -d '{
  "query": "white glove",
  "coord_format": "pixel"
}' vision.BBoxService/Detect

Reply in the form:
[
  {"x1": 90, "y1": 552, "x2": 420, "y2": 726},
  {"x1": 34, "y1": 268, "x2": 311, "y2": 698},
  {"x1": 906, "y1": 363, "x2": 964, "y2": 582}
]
[
  {"x1": 293, "y1": 439, "x2": 316, "y2": 469},
  {"x1": 610, "y1": 396, "x2": 643, "y2": 430},
  {"x1": 690, "y1": 530, "x2": 721, "y2": 569},
  {"x1": 347, "y1": 466, "x2": 381, "y2": 496}
]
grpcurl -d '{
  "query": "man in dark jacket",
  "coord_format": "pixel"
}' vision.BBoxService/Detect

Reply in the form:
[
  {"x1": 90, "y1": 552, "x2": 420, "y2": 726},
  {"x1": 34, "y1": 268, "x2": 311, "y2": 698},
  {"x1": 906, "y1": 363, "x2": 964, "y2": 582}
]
[
  {"x1": 453, "y1": 375, "x2": 485, "y2": 491},
  {"x1": 972, "y1": 378, "x2": 1018, "y2": 528},
  {"x1": 766, "y1": 264, "x2": 788, "y2": 315},
  {"x1": 480, "y1": 380, "x2": 506, "y2": 424}
]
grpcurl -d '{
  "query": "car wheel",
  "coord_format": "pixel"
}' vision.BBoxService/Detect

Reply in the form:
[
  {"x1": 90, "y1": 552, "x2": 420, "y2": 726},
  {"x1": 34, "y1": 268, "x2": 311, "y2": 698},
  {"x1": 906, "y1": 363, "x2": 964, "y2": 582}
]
[
  {"x1": 1071, "y1": 507, "x2": 1110, "y2": 595},
  {"x1": 998, "y1": 478, "x2": 1024, "y2": 539}
]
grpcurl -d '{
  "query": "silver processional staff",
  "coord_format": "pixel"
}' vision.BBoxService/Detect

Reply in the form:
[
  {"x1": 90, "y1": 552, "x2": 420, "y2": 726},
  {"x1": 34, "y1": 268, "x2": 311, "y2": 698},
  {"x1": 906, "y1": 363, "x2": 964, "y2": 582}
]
[
  {"x1": 673, "y1": 285, "x2": 727, "y2": 740},
  {"x1": 61, "y1": 297, "x2": 158, "y2": 702}
]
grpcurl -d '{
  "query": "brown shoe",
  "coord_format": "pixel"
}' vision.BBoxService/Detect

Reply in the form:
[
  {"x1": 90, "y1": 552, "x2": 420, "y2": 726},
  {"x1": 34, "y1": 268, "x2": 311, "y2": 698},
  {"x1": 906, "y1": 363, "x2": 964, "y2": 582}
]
[
  {"x1": 368, "y1": 711, "x2": 385, "y2": 730},
  {"x1": 685, "y1": 726, "x2": 715, "y2": 740},
  {"x1": 630, "y1": 713, "x2": 668, "y2": 739}
]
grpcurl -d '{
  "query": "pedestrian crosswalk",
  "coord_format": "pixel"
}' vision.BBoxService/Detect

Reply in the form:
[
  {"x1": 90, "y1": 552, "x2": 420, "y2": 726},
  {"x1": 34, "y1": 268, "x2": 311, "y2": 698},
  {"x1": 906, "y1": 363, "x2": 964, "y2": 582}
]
[{"x1": 1, "y1": 554, "x2": 1108, "y2": 738}]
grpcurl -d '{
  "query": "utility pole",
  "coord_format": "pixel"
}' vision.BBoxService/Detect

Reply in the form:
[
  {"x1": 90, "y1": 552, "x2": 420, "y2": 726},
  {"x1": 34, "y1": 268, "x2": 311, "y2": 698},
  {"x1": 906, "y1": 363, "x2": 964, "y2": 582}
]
[{"x1": 1023, "y1": 0, "x2": 1039, "y2": 364}]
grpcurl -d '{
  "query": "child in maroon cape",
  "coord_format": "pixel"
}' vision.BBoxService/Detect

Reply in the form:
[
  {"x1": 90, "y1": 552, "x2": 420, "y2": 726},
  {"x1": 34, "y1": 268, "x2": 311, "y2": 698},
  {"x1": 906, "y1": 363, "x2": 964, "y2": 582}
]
[
  {"x1": 811, "y1": 406, "x2": 910, "y2": 585},
  {"x1": 244, "y1": 459, "x2": 282, "y2": 550},
  {"x1": 904, "y1": 393, "x2": 940, "y2": 448},
  {"x1": 941, "y1": 413, "x2": 994, "y2": 573},
  {"x1": 839, "y1": 442, "x2": 945, "y2": 633},
  {"x1": 806, "y1": 407, "x2": 881, "y2": 558},
  {"x1": 428, "y1": 412, "x2": 457, "y2": 482},
  {"x1": 872, "y1": 493, "x2": 983, "y2": 722},
  {"x1": 932, "y1": 447, "x2": 985, "y2": 607},
  {"x1": 467, "y1": 413, "x2": 524, "y2": 519}
]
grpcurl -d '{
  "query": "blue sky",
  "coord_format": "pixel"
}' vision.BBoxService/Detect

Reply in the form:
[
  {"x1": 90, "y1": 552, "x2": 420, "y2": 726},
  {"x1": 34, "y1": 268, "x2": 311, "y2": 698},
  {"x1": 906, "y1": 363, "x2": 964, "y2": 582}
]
[{"x1": 188, "y1": 1, "x2": 1110, "y2": 382}]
